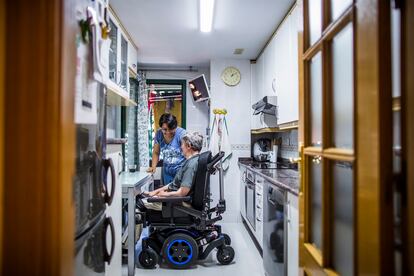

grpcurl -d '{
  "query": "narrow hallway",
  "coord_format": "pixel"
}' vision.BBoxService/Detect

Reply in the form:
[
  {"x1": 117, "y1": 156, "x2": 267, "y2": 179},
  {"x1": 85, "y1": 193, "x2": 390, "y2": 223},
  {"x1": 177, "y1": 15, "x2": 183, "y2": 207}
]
[{"x1": 123, "y1": 223, "x2": 264, "y2": 276}]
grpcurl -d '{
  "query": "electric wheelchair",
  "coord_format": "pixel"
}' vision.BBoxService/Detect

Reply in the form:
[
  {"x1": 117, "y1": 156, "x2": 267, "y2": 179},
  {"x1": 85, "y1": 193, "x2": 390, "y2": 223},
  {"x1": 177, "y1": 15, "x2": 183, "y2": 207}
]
[{"x1": 137, "y1": 151, "x2": 235, "y2": 269}]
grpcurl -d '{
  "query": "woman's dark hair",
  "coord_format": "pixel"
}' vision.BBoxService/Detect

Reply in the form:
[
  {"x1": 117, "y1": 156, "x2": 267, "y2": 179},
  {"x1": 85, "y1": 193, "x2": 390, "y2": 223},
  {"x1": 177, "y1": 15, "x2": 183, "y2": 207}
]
[{"x1": 159, "y1": 113, "x2": 178, "y2": 129}]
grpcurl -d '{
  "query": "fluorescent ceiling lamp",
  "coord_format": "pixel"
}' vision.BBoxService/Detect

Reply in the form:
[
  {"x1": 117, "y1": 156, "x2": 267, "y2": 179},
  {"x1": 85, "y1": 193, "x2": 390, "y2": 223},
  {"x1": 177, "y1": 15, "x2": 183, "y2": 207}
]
[{"x1": 200, "y1": 0, "x2": 215, "y2": 32}]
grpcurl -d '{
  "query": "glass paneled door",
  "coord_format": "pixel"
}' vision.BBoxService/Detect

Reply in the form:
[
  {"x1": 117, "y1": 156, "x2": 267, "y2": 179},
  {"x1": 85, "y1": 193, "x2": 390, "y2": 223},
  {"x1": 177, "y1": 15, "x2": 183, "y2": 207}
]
[{"x1": 299, "y1": 0, "x2": 394, "y2": 274}]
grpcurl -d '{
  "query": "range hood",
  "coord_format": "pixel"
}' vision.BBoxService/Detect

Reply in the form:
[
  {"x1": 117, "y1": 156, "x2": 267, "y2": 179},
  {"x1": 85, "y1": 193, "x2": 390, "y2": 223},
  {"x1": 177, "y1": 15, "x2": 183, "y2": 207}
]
[{"x1": 252, "y1": 96, "x2": 278, "y2": 116}]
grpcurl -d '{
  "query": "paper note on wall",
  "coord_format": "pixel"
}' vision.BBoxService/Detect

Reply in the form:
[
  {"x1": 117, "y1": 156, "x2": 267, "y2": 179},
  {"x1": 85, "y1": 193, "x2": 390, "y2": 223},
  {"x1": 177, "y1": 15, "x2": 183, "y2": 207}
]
[{"x1": 74, "y1": 35, "x2": 98, "y2": 124}]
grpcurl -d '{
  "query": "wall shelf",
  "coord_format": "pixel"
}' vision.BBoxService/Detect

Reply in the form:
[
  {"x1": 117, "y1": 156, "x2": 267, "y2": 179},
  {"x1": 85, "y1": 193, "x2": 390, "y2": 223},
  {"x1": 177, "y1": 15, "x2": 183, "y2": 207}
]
[
  {"x1": 251, "y1": 120, "x2": 298, "y2": 134},
  {"x1": 106, "y1": 80, "x2": 137, "y2": 106},
  {"x1": 279, "y1": 120, "x2": 299, "y2": 130}
]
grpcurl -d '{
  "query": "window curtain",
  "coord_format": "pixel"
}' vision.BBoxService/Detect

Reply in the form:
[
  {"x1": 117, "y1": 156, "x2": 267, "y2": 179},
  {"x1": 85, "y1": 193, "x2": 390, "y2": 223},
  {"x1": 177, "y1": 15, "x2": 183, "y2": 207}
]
[
  {"x1": 125, "y1": 78, "x2": 139, "y2": 169},
  {"x1": 137, "y1": 71, "x2": 149, "y2": 168}
]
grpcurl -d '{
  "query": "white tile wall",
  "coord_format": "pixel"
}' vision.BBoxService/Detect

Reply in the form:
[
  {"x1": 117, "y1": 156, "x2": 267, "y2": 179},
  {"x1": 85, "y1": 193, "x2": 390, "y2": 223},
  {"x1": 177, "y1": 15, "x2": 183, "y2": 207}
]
[{"x1": 209, "y1": 59, "x2": 252, "y2": 223}]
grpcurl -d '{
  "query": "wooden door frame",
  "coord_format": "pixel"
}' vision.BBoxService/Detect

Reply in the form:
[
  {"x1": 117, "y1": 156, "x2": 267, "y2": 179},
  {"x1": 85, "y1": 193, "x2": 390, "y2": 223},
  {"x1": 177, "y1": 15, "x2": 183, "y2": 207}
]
[
  {"x1": 2, "y1": 0, "x2": 76, "y2": 275},
  {"x1": 356, "y1": 0, "x2": 394, "y2": 274},
  {"x1": 299, "y1": 0, "x2": 395, "y2": 274},
  {"x1": 402, "y1": 0, "x2": 414, "y2": 273},
  {"x1": 0, "y1": 0, "x2": 4, "y2": 272}
]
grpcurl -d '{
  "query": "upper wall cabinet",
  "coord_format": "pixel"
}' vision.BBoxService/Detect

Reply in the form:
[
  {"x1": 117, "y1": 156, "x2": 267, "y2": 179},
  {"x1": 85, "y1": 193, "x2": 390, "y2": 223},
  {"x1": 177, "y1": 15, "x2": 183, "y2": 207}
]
[
  {"x1": 250, "y1": 5, "x2": 299, "y2": 129},
  {"x1": 256, "y1": 54, "x2": 265, "y2": 103},
  {"x1": 128, "y1": 40, "x2": 138, "y2": 75},
  {"x1": 264, "y1": 37, "x2": 277, "y2": 97},
  {"x1": 106, "y1": 8, "x2": 138, "y2": 106},
  {"x1": 276, "y1": 7, "x2": 299, "y2": 125}
]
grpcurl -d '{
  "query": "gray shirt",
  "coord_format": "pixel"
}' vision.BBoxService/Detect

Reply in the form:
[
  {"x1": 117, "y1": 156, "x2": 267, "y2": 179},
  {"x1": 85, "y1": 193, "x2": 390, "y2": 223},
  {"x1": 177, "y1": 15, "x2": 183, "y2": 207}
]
[{"x1": 168, "y1": 154, "x2": 199, "y2": 193}]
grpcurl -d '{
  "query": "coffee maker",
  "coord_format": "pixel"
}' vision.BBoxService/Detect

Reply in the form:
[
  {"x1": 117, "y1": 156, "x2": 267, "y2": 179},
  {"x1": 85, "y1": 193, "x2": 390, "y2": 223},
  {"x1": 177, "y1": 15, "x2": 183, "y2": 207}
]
[{"x1": 253, "y1": 138, "x2": 273, "y2": 162}]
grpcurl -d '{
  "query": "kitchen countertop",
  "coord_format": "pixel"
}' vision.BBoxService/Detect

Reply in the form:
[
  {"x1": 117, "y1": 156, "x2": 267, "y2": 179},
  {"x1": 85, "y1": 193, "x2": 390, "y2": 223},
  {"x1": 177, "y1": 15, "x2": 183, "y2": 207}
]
[
  {"x1": 120, "y1": 170, "x2": 152, "y2": 188},
  {"x1": 239, "y1": 159, "x2": 299, "y2": 195},
  {"x1": 107, "y1": 138, "x2": 128, "y2": 144}
]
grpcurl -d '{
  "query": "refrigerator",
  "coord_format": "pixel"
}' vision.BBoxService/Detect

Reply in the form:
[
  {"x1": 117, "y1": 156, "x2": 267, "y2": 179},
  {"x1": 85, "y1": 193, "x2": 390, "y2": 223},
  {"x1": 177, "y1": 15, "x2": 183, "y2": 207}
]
[
  {"x1": 74, "y1": 82, "x2": 116, "y2": 276},
  {"x1": 73, "y1": 0, "x2": 116, "y2": 275}
]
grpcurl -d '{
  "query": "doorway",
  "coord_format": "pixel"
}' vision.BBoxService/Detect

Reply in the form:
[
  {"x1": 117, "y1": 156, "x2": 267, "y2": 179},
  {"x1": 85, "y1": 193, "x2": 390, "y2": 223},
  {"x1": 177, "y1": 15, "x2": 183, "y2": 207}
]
[{"x1": 146, "y1": 79, "x2": 187, "y2": 156}]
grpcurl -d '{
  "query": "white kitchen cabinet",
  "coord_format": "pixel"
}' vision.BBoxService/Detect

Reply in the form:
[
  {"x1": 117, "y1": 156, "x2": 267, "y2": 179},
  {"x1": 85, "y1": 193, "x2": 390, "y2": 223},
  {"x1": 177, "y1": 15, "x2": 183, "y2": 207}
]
[
  {"x1": 250, "y1": 63, "x2": 258, "y2": 130},
  {"x1": 255, "y1": 175, "x2": 264, "y2": 248},
  {"x1": 257, "y1": 54, "x2": 265, "y2": 103},
  {"x1": 264, "y1": 37, "x2": 277, "y2": 97},
  {"x1": 275, "y1": 7, "x2": 299, "y2": 125},
  {"x1": 250, "y1": 6, "x2": 299, "y2": 130},
  {"x1": 287, "y1": 192, "x2": 299, "y2": 276},
  {"x1": 108, "y1": 15, "x2": 129, "y2": 92},
  {"x1": 263, "y1": 46, "x2": 272, "y2": 97},
  {"x1": 106, "y1": 10, "x2": 138, "y2": 106},
  {"x1": 252, "y1": 55, "x2": 265, "y2": 129},
  {"x1": 128, "y1": 40, "x2": 138, "y2": 75},
  {"x1": 106, "y1": 146, "x2": 124, "y2": 276},
  {"x1": 239, "y1": 165, "x2": 247, "y2": 219}
]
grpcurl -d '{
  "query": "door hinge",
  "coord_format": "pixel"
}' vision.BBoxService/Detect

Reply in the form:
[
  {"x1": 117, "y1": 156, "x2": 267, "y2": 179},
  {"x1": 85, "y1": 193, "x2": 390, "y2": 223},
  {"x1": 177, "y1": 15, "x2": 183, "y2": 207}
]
[{"x1": 393, "y1": 0, "x2": 403, "y2": 10}]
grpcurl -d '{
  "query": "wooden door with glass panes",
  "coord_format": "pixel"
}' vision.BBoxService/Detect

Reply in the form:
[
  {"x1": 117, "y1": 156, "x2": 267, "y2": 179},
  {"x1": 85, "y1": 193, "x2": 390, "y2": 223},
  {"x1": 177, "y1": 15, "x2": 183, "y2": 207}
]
[{"x1": 299, "y1": 0, "x2": 394, "y2": 275}]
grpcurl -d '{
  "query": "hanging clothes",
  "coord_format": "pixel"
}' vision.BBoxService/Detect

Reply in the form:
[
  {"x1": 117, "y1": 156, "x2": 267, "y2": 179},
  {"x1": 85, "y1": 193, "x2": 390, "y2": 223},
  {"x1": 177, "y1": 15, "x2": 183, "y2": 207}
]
[{"x1": 209, "y1": 113, "x2": 232, "y2": 171}]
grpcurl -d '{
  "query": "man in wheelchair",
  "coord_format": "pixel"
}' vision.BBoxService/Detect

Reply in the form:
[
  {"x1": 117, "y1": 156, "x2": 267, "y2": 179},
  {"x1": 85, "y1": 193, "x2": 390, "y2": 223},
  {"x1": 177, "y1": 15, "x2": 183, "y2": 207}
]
[
  {"x1": 137, "y1": 132, "x2": 202, "y2": 212},
  {"x1": 136, "y1": 131, "x2": 235, "y2": 269}
]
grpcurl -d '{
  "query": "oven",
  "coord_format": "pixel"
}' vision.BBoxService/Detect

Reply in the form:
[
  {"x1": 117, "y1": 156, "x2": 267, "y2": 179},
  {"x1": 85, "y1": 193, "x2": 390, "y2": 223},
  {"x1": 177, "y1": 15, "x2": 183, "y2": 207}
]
[{"x1": 245, "y1": 169, "x2": 256, "y2": 231}]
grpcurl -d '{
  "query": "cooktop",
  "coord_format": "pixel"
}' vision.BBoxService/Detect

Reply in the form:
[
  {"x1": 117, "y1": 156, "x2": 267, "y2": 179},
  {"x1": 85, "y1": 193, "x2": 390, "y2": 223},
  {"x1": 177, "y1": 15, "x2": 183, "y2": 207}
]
[{"x1": 250, "y1": 162, "x2": 297, "y2": 170}]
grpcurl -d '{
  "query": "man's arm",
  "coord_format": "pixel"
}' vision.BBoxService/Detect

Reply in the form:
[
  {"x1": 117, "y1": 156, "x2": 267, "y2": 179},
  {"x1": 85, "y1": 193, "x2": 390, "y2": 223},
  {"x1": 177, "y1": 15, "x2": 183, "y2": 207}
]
[
  {"x1": 157, "y1": 187, "x2": 190, "y2": 197},
  {"x1": 146, "y1": 184, "x2": 169, "y2": 197}
]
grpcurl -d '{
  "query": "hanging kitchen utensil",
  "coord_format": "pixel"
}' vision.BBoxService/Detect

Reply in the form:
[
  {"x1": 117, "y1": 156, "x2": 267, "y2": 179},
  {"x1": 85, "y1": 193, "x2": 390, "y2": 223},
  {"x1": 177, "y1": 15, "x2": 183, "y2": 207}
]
[
  {"x1": 100, "y1": 7, "x2": 111, "y2": 39},
  {"x1": 79, "y1": 18, "x2": 91, "y2": 44}
]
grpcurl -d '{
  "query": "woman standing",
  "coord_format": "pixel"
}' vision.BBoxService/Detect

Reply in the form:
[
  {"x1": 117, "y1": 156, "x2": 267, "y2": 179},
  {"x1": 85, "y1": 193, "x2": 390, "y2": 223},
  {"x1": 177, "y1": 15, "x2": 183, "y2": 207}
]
[{"x1": 147, "y1": 113, "x2": 186, "y2": 184}]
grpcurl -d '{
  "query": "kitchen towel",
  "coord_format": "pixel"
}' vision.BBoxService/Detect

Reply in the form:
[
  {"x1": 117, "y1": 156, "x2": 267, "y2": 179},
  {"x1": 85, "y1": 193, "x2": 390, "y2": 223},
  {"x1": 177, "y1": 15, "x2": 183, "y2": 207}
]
[{"x1": 209, "y1": 113, "x2": 232, "y2": 171}]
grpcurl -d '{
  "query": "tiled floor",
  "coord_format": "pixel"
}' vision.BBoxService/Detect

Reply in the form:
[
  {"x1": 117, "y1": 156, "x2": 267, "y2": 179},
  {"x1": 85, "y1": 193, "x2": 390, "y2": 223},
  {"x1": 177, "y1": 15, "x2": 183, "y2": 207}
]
[{"x1": 122, "y1": 222, "x2": 264, "y2": 276}]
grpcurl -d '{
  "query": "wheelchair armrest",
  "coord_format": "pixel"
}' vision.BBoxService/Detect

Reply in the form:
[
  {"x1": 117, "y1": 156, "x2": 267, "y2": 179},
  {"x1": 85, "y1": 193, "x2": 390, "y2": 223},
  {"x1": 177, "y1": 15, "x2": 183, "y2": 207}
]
[{"x1": 146, "y1": 196, "x2": 191, "y2": 203}]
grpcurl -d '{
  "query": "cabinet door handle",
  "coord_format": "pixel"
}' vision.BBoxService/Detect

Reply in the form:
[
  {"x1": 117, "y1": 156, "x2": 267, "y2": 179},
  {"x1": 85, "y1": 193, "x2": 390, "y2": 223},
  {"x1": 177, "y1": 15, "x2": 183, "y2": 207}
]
[
  {"x1": 102, "y1": 158, "x2": 116, "y2": 205},
  {"x1": 256, "y1": 218, "x2": 262, "y2": 222},
  {"x1": 103, "y1": 216, "x2": 115, "y2": 264},
  {"x1": 286, "y1": 200, "x2": 291, "y2": 223}
]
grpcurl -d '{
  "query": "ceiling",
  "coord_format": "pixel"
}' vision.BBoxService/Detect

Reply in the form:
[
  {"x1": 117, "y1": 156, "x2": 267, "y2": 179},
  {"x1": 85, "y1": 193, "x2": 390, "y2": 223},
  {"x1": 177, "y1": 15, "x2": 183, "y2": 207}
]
[{"x1": 110, "y1": 0, "x2": 295, "y2": 68}]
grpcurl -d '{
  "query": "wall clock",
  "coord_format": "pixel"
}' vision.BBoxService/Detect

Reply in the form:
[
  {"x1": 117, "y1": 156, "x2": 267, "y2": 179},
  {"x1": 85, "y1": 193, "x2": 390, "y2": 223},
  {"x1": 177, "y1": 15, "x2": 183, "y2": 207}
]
[{"x1": 221, "y1": 66, "x2": 241, "y2": 86}]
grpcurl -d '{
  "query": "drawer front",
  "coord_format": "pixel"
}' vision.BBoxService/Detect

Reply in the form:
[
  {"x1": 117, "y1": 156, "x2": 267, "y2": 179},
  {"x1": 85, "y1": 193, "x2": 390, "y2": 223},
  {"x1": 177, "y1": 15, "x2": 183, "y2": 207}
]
[
  {"x1": 255, "y1": 216, "x2": 263, "y2": 247},
  {"x1": 255, "y1": 177, "x2": 264, "y2": 193},
  {"x1": 246, "y1": 169, "x2": 255, "y2": 183},
  {"x1": 256, "y1": 205, "x2": 263, "y2": 220}
]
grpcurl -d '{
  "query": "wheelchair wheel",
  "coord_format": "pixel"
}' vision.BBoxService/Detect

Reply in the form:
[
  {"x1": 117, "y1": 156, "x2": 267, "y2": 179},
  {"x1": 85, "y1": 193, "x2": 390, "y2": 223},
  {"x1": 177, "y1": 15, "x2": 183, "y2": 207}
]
[
  {"x1": 217, "y1": 245, "x2": 235, "y2": 265},
  {"x1": 162, "y1": 233, "x2": 199, "y2": 269},
  {"x1": 222, "y1": 233, "x2": 231, "y2": 245},
  {"x1": 138, "y1": 247, "x2": 158, "y2": 269}
]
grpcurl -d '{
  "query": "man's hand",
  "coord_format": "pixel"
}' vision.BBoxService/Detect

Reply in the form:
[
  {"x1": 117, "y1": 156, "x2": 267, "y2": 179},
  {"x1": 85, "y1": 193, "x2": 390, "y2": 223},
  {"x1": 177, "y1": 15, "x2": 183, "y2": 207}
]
[
  {"x1": 149, "y1": 191, "x2": 158, "y2": 197},
  {"x1": 157, "y1": 190, "x2": 170, "y2": 197}
]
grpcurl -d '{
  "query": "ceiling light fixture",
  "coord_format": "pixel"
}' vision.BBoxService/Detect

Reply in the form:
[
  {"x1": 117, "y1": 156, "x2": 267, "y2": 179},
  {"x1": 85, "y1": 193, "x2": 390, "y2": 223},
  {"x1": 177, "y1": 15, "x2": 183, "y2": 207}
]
[{"x1": 200, "y1": 0, "x2": 215, "y2": 32}]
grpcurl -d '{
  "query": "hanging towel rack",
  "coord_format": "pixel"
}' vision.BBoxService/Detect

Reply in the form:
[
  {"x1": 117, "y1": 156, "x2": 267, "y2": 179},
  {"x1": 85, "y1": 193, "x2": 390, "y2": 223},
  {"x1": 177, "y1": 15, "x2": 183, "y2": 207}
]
[{"x1": 213, "y1": 108, "x2": 227, "y2": 115}]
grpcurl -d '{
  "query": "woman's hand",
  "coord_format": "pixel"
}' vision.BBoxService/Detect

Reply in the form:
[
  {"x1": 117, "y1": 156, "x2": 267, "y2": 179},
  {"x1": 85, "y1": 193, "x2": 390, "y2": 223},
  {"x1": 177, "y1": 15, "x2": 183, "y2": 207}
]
[{"x1": 146, "y1": 167, "x2": 156, "y2": 174}]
